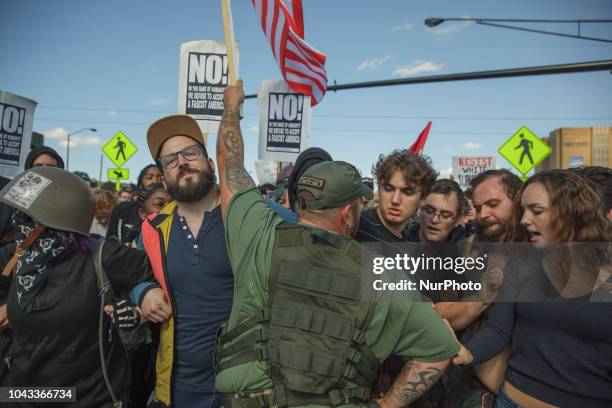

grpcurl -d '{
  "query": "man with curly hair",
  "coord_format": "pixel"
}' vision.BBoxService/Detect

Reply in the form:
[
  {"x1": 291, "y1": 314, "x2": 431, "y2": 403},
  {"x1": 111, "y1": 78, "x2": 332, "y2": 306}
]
[{"x1": 355, "y1": 150, "x2": 437, "y2": 244}]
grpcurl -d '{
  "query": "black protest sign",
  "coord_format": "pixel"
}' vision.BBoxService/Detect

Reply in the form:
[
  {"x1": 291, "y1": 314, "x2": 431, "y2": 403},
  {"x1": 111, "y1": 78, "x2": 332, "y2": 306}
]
[
  {"x1": 186, "y1": 52, "x2": 228, "y2": 119},
  {"x1": 266, "y1": 92, "x2": 304, "y2": 153},
  {"x1": 0, "y1": 103, "x2": 26, "y2": 165}
]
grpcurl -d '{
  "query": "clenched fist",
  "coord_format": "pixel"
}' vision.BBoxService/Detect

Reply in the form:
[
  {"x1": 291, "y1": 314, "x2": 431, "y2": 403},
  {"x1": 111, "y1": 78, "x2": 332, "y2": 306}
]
[
  {"x1": 223, "y1": 79, "x2": 244, "y2": 111},
  {"x1": 140, "y1": 288, "x2": 172, "y2": 323}
]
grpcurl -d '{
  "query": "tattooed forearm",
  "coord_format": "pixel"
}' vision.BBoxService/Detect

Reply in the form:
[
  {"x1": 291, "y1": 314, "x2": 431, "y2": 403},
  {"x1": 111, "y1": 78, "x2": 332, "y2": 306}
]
[
  {"x1": 219, "y1": 110, "x2": 240, "y2": 129},
  {"x1": 218, "y1": 110, "x2": 243, "y2": 158},
  {"x1": 222, "y1": 129, "x2": 240, "y2": 157},
  {"x1": 389, "y1": 361, "x2": 445, "y2": 404},
  {"x1": 225, "y1": 156, "x2": 255, "y2": 193}
]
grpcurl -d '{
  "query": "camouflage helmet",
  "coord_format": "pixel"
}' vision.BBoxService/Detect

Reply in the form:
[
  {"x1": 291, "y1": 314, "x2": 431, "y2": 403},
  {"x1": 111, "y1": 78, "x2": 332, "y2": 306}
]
[{"x1": 0, "y1": 167, "x2": 95, "y2": 236}]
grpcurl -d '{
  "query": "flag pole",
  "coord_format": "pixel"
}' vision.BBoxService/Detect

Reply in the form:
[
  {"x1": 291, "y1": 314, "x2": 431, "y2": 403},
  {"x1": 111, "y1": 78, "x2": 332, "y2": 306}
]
[{"x1": 221, "y1": 0, "x2": 238, "y2": 85}]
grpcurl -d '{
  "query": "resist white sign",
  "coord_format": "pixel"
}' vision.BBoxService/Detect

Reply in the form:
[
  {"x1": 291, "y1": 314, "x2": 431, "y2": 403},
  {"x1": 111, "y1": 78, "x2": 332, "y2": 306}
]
[
  {"x1": 258, "y1": 80, "x2": 310, "y2": 162},
  {"x1": 452, "y1": 156, "x2": 496, "y2": 190}
]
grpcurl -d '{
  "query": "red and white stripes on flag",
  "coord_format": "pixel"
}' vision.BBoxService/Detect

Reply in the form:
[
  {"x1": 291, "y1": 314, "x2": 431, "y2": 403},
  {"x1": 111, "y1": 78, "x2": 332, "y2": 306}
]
[{"x1": 252, "y1": 0, "x2": 328, "y2": 106}]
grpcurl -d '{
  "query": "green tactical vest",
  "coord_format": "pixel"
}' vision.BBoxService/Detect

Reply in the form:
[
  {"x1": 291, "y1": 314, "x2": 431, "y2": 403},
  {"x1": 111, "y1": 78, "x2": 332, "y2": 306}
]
[{"x1": 215, "y1": 224, "x2": 380, "y2": 408}]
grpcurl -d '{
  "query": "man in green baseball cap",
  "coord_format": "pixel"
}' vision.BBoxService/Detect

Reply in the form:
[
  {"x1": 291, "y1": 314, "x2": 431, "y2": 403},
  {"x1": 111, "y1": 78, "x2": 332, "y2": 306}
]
[
  {"x1": 214, "y1": 80, "x2": 459, "y2": 408},
  {"x1": 294, "y1": 160, "x2": 372, "y2": 237}
]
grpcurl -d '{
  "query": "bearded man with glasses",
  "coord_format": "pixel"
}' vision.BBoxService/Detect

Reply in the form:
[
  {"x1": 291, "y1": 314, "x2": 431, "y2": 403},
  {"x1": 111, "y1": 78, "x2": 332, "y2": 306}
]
[{"x1": 132, "y1": 114, "x2": 234, "y2": 408}]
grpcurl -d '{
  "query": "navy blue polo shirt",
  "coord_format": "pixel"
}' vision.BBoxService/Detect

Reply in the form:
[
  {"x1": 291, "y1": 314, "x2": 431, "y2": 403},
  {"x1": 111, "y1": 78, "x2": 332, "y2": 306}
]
[{"x1": 166, "y1": 205, "x2": 233, "y2": 404}]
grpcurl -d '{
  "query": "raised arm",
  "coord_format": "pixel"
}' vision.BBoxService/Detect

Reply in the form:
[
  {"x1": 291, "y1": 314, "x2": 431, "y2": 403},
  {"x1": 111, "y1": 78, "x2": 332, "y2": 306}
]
[{"x1": 217, "y1": 79, "x2": 255, "y2": 218}]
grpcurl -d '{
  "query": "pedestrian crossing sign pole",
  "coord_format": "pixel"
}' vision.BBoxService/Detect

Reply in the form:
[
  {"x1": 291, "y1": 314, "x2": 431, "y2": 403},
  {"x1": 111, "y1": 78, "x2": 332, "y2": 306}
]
[
  {"x1": 102, "y1": 131, "x2": 138, "y2": 191},
  {"x1": 498, "y1": 126, "x2": 552, "y2": 182}
]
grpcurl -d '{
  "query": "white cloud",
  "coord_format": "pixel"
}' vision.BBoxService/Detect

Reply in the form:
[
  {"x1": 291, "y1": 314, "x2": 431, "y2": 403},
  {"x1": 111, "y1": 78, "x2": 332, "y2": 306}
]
[
  {"x1": 149, "y1": 97, "x2": 169, "y2": 107},
  {"x1": 426, "y1": 17, "x2": 474, "y2": 35},
  {"x1": 391, "y1": 22, "x2": 414, "y2": 32},
  {"x1": 43, "y1": 127, "x2": 102, "y2": 148},
  {"x1": 357, "y1": 55, "x2": 392, "y2": 71},
  {"x1": 109, "y1": 109, "x2": 117, "y2": 117},
  {"x1": 439, "y1": 167, "x2": 453, "y2": 178},
  {"x1": 42, "y1": 127, "x2": 68, "y2": 140},
  {"x1": 247, "y1": 125, "x2": 259, "y2": 134},
  {"x1": 393, "y1": 60, "x2": 444, "y2": 77},
  {"x1": 57, "y1": 135, "x2": 103, "y2": 148},
  {"x1": 462, "y1": 142, "x2": 482, "y2": 150},
  {"x1": 80, "y1": 136, "x2": 103, "y2": 146}
]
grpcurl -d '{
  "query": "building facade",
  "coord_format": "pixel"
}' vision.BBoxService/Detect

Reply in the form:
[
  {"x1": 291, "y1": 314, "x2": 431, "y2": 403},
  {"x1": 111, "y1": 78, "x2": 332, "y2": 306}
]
[{"x1": 537, "y1": 127, "x2": 612, "y2": 170}]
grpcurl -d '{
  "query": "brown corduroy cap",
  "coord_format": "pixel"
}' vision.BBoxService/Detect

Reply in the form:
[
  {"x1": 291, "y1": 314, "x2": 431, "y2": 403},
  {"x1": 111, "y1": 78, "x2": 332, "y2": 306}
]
[{"x1": 146, "y1": 114, "x2": 206, "y2": 159}]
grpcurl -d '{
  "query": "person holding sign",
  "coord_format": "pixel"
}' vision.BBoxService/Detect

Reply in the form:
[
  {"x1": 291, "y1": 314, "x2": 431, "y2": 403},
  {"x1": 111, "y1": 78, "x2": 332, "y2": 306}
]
[{"x1": 214, "y1": 80, "x2": 459, "y2": 408}]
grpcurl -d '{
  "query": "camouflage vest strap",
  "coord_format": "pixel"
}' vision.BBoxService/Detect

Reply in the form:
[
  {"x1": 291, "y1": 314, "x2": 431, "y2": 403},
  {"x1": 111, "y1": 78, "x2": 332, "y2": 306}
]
[
  {"x1": 219, "y1": 309, "x2": 272, "y2": 344},
  {"x1": 223, "y1": 384, "x2": 372, "y2": 408},
  {"x1": 216, "y1": 305, "x2": 379, "y2": 382}
]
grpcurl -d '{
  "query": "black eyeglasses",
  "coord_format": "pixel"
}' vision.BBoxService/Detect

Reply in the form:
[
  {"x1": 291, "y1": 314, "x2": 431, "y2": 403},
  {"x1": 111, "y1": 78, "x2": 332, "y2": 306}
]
[
  {"x1": 421, "y1": 204, "x2": 456, "y2": 220},
  {"x1": 157, "y1": 144, "x2": 206, "y2": 170}
]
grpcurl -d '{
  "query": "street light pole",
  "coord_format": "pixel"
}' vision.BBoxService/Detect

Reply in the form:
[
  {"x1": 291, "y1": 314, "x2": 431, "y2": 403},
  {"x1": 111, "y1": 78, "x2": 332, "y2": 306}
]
[
  {"x1": 424, "y1": 17, "x2": 612, "y2": 43},
  {"x1": 66, "y1": 127, "x2": 97, "y2": 170}
]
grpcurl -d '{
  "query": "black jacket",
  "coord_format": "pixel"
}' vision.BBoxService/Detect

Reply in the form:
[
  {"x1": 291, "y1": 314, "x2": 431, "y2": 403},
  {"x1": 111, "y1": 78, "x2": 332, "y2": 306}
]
[
  {"x1": 1, "y1": 239, "x2": 153, "y2": 408},
  {"x1": 106, "y1": 201, "x2": 141, "y2": 244}
]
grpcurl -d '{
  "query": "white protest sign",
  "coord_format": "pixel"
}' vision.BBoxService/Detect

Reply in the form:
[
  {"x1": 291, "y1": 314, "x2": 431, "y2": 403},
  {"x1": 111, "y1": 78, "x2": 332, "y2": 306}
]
[
  {"x1": 254, "y1": 160, "x2": 277, "y2": 185},
  {"x1": 178, "y1": 40, "x2": 240, "y2": 135},
  {"x1": 0, "y1": 91, "x2": 37, "y2": 178},
  {"x1": 258, "y1": 80, "x2": 310, "y2": 162},
  {"x1": 452, "y1": 156, "x2": 496, "y2": 190}
]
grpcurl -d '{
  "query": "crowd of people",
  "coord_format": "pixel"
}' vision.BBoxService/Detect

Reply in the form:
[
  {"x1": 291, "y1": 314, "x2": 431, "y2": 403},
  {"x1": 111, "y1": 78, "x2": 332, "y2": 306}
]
[{"x1": 0, "y1": 80, "x2": 609, "y2": 408}]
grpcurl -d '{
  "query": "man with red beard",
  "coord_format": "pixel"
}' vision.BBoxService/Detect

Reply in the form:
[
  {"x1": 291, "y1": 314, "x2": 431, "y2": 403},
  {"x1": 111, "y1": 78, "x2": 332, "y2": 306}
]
[
  {"x1": 436, "y1": 169, "x2": 522, "y2": 330},
  {"x1": 355, "y1": 150, "x2": 437, "y2": 248},
  {"x1": 137, "y1": 115, "x2": 234, "y2": 408}
]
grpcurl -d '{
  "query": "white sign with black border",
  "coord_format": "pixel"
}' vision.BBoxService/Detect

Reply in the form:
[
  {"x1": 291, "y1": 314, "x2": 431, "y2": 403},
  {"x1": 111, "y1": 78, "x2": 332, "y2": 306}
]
[
  {"x1": 0, "y1": 91, "x2": 37, "y2": 178},
  {"x1": 258, "y1": 80, "x2": 310, "y2": 162},
  {"x1": 178, "y1": 40, "x2": 240, "y2": 135}
]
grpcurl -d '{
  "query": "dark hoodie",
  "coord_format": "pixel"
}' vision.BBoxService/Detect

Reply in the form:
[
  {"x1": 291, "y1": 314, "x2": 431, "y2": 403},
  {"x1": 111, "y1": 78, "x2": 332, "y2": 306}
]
[
  {"x1": 287, "y1": 147, "x2": 332, "y2": 211},
  {"x1": 24, "y1": 146, "x2": 65, "y2": 169}
]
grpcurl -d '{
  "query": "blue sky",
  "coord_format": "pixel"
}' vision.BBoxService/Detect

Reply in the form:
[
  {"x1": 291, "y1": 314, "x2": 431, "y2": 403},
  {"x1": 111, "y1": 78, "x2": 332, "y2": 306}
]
[{"x1": 2, "y1": 0, "x2": 611, "y2": 184}]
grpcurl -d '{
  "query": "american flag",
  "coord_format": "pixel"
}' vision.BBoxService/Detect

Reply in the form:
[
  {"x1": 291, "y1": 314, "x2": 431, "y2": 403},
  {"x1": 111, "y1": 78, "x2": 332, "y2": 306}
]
[{"x1": 252, "y1": 0, "x2": 328, "y2": 105}]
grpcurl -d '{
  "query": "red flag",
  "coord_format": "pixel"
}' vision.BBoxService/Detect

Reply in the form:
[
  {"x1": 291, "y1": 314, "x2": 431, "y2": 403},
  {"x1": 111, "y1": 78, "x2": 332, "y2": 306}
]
[
  {"x1": 252, "y1": 0, "x2": 328, "y2": 106},
  {"x1": 406, "y1": 121, "x2": 432, "y2": 156}
]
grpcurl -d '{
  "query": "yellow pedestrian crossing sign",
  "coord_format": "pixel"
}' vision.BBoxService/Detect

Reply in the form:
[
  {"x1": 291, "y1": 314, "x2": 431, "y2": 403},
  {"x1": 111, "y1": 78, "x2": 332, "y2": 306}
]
[
  {"x1": 108, "y1": 168, "x2": 130, "y2": 180},
  {"x1": 102, "y1": 131, "x2": 137, "y2": 167},
  {"x1": 498, "y1": 126, "x2": 551, "y2": 181}
]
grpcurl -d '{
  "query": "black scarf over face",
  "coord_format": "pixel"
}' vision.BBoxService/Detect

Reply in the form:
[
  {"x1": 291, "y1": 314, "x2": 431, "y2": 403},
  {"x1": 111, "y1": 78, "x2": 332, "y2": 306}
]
[{"x1": 13, "y1": 212, "x2": 66, "y2": 313}]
